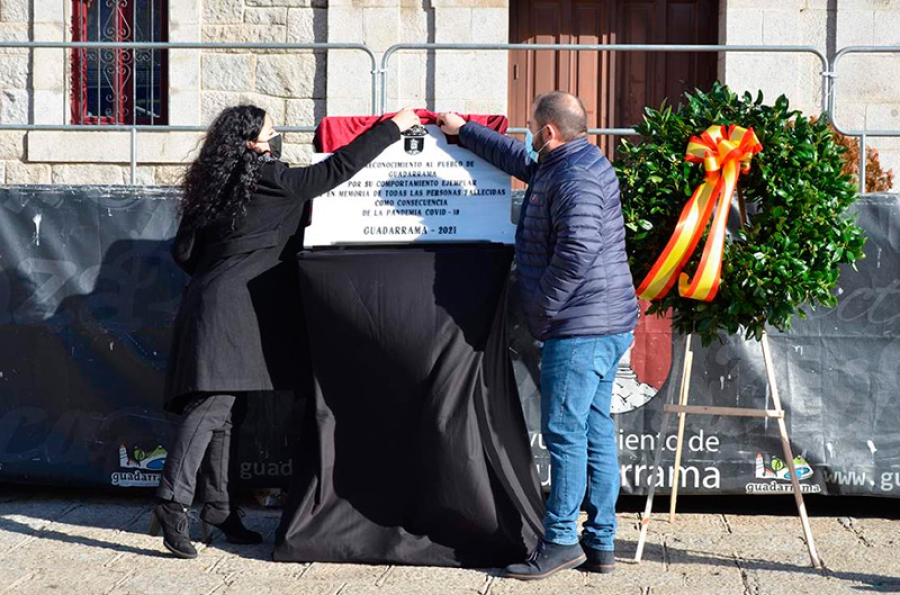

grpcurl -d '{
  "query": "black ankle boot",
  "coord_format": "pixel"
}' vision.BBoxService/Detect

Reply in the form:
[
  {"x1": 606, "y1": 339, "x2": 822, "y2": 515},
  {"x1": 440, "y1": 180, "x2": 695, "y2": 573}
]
[
  {"x1": 200, "y1": 503, "x2": 262, "y2": 544},
  {"x1": 150, "y1": 501, "x2": 197, "y2": 559}
]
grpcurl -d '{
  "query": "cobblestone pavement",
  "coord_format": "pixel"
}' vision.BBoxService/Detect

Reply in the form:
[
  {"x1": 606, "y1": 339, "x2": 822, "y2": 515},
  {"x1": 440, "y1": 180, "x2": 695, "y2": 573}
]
[{"x1": 1, "y1": 486, "x2": 898, "y2": 594}]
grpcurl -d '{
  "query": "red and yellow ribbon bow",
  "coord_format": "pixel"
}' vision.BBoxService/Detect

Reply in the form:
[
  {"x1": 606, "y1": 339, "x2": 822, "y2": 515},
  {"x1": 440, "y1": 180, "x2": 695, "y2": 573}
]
[{"x1": 636, "y1": 124, "x2": 762, "y2": 302}]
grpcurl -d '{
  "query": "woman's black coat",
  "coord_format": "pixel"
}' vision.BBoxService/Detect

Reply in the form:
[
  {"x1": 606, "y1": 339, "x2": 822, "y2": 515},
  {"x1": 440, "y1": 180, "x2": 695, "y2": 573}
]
[{"x1": 164, "y1": 120, "x2": 401, "y2": 412}]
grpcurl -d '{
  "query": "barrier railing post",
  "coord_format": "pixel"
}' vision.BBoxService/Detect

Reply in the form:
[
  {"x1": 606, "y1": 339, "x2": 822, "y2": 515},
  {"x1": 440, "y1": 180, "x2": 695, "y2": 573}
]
[
  {"x1": 1, "y1": 40, "x2": 895, "y2": 191},
  {"x1": 0, "y1": 40, "x2": 380, "y2": 184},
  {"x1": 829, "y1": 46, "x2": 900, "y2": 195},
  {"x1": 380, "y1": 43, "x2": 829, "y2": 122},
  {"x1": 131, "y1": 127, "x2": 138, "y2": 185},
  {"x1": 859, "y1": 134, "x2": 867, "y2": 194}
]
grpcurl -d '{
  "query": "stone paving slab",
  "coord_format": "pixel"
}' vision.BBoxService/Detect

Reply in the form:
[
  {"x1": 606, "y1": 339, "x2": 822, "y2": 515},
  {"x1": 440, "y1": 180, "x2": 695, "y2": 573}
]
[
  {"x1": 0, "y1": 528, "x2": 29, "y2": 552},
  {"x1": 223, "y1": 576, "x2": 341, "y2": 595},
  {"x1": 2, "y1": 538, "x2": 122, "y2": 568},
  {"x1": 107, "y1": 542, "x2": 222, "y2": 575},
  {"x1": 722, "y1": 513, "x2": 857, "y2": 541},
  {"x1": 638, "y1": 511, "x2": 730, "y2": 535},
  {"x1": 818, "y1": 550, "x2": 900, "y2": 589},
  {"x1": 115, "y1": 569, "x2": 228, "y2": 595},
  {"x1": 53, "y1": 502, "x2": 149, "y2": 531},
  {"x1": 488, "y1": 569, "x2": 585, "y2": 594},
  {"x1": 381, "y1": 566, "x2": 490, "y2": 590},
  {"x1": 2, "y1": 487, "x2": 900, "y2": 595},
  {"x1": 839, "y1": 516, "x2": 900, "y2": 548},
  {"x1": 744, "y1": 569, "x2": 868, "y2": 595},
  {"x1": 648, "y1": 573, "x2": 747, "y2": 595},
  {"x1": 302, "y1": 563, "x2": 392, "y2": 584},
  {"x1": 10, "y1": 569, "x2": 129, "y2": 595},
  {"x1": 585, "y1": 561, "x2": 683, "y2": 593},
  {"x1": 341, "y1": 587, "x2": 485, "y2": 595},
  {"x1": 0, "y1": 500, "x2": 77, "y2": 535},
  {"x1": 0, "y1": 568, "x2": 33, "y2": 593},
  {"x1": 212, "y1": 542, "x2": 304, "y2": 577}
]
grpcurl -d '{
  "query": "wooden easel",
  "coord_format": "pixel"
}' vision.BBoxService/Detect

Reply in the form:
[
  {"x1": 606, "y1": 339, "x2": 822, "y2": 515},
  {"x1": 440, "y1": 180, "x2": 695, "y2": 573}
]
[{"x1": 633, "y1": 332, "x2": 822, "y2": 568}]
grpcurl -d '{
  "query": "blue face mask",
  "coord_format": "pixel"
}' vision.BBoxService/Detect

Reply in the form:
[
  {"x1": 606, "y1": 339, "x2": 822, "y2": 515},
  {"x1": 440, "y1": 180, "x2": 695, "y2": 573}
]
[
  {"x1": 524, "y1": 129, "x2": 538, "y2": 163},
  {"x1": 524, "y1": 126, "x2": 549, "y2": 163}
]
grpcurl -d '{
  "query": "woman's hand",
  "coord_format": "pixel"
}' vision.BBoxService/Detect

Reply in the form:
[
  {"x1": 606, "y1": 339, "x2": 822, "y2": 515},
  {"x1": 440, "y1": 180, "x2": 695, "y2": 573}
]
[
  {"x1": 390, "y1": 108, "x2": 422, "y2": 133},
  {"x1": 437, "y1": 112, "x2": 466, "y2": 136}
]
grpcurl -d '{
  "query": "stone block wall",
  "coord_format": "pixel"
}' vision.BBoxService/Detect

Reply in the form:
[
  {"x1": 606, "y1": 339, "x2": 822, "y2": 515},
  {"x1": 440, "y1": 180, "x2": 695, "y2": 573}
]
[
  {"x1": 0, "y1": 0, "x2": 509, "y2": 185},
  {"x1": 200, "y1": 0, "x2": 328, "y2": 165},
  {"x1": 326, "y1": 0, "x2": 509, "y2": 117},
  {"x1": 0, "y1": 0, "x2": 30, "y2": 183},
  {"x1": 0, "y1": 0, "x2": 328, "y2": 184},
  {"x1": 720, "y1": 0, "x2": 900, "y2": 182},
  {"x1": 10, "y1": 0, "x2": 897, "y2": 186}
]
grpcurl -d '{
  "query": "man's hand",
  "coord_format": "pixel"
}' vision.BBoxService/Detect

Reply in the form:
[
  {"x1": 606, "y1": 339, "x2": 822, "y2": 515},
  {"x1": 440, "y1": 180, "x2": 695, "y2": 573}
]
[
  {"x1": 389, "y1": 107, "x2": 421, "y2": 133},
  {"x1": 437, "y1": 112, "x2": 466, "y2": 136}
]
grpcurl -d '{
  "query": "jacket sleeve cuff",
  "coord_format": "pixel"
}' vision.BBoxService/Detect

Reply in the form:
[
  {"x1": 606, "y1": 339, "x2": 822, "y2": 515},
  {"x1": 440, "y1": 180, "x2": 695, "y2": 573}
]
[
  {"x1": 457, "y1": 121, "x2": 483, "y2": 149},
  {"x1": 381, "y1": 119, "x2": 403, "y2": 142}
]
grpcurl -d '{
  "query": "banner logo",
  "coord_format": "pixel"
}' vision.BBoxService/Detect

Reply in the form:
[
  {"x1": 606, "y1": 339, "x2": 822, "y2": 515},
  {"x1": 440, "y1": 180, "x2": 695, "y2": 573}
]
[
  {"x1": 745, "y1": 452, "x2": 821, "y2": 494},
  {"x1": 111, "y1": 442, "x2": 166, "y2": 487}
]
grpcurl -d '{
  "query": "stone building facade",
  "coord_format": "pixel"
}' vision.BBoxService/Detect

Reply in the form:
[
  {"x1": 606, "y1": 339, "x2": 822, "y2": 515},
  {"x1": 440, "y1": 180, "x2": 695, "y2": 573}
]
[
  {"x1": 722, "y1": 0, "x2": 900, "y2": 180},
  {"x1": 0, "y1": 0, "x2": 897, "y2": 185}
]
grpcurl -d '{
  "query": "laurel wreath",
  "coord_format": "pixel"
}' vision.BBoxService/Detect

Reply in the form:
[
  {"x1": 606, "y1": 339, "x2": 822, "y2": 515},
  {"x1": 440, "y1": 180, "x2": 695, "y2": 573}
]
[{"x1": 615, "y1": 82, "x2": 867, "y2": 345}]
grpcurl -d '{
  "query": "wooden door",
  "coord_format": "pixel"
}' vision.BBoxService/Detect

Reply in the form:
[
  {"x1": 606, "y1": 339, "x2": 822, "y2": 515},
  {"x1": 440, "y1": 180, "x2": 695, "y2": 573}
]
[{"x1": 509, "y1": 0, "x2": 718, "y2": 159}]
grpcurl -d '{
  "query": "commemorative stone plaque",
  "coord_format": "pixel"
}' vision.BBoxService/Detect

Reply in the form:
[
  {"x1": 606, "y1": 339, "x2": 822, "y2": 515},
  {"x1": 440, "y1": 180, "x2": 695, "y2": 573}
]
[{"x1": 304, "y1": 124, "x2": 515, "y2": 246}]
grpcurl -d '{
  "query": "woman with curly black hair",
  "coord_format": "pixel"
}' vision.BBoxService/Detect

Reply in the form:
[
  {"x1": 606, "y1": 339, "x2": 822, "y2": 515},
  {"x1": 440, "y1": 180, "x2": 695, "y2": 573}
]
[{"x1": 150, "y1": 104, "x2": 421, "y2": 559}]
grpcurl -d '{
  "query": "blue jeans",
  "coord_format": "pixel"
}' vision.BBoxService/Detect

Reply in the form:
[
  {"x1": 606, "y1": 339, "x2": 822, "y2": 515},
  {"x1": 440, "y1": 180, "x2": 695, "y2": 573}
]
[{"x1": 540, "y1": 332, "x2": 633, "y2": 550}]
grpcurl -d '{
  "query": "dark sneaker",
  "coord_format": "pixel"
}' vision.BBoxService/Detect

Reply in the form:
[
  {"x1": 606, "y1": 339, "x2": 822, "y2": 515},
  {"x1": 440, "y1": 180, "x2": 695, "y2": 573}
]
[
  {"x1": 200, "y1": 504, "x2": 263, "y2": 545},
  {"x1": 150, "y1": 501, "x2": 198, "y2": 559},
  {"x1": 503, "y1": 539, "x2": 587, "y2": 581},
  {"x1": 581, "y1": 544, "x2": 615, "y2": 573}
]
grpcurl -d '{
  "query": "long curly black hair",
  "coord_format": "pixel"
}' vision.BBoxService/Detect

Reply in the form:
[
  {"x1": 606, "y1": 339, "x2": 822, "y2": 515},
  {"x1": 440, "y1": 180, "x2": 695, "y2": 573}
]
[{"x1": 179, "y1": 105, "x2": 268, "y2": 233}]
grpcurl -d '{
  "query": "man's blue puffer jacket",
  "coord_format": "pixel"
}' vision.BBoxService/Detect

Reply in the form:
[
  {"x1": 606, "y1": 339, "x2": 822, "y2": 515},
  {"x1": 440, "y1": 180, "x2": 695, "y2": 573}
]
[{"x1": 459, "y1": 122, "x2": 639, "y2": 341}]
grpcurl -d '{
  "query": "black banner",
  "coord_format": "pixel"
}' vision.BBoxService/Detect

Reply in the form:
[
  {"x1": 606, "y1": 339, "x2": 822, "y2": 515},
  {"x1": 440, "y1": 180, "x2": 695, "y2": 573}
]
[{"x1": 0, "y1": 185, "x2": 898, "y2": 496}]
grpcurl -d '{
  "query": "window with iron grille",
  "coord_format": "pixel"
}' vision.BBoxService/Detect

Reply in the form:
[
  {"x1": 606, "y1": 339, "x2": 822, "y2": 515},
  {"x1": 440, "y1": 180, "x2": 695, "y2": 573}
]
[{"x1": 71, "y1": 0, "x2": 168, "y2": 125}]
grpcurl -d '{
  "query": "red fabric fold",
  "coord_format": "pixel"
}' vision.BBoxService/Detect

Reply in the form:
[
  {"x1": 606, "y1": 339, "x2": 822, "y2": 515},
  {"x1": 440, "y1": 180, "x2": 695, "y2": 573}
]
[{"x1": 313, "y1": 109, "x2": 508, "y2": 153}]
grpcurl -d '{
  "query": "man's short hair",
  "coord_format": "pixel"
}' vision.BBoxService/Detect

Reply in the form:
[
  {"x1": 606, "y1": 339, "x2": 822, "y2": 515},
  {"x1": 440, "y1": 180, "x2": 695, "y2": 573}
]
[{"x1": 532, "y1": 92, "x2": 588, "y2": 141}]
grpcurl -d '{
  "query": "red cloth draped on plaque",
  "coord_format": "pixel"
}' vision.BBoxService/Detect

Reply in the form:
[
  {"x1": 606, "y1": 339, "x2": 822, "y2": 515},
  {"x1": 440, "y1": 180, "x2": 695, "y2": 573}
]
[{"x1": 314, "y1": 109, "x2": 508, "y2": 152}]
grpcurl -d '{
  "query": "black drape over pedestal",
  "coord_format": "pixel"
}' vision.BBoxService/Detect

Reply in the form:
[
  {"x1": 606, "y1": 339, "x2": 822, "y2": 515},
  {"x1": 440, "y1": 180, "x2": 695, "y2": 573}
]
[{"x1": 274, "y1": 245, "x2": 544, "y2": 568}]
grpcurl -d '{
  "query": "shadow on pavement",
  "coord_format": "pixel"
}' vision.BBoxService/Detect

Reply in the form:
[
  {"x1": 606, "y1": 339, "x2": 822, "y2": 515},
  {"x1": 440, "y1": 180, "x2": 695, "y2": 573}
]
[{"x1": 616, "y1": 537, "x2": 900, "y2": 593}]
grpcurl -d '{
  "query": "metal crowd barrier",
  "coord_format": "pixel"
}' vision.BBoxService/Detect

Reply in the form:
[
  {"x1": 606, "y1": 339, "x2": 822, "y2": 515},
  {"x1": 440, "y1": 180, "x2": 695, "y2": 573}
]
[
  {"x1": 0, "y1": 40, "x2": 897, "y2": 192},
  {"x1": 830, "y1": 46, "x2": 900, "y2": 193},
  {"x1": 0, "y1": 41, "x2": 380, "y2": 184},
  {"x1": 379, "y1": 43, "x2": 829, "y2": 138}
]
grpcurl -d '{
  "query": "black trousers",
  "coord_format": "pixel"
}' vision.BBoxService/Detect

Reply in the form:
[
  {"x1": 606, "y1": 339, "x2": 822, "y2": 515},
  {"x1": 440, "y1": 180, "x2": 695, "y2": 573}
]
[{"x1": 157, "y1": 394, "x2": 243, "y2": 506}]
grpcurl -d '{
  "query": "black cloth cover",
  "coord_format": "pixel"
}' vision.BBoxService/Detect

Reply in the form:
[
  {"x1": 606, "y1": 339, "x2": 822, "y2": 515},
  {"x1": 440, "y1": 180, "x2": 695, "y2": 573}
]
[{"x1": 274, "y1": 245, "x2": 544, "y2": 568}]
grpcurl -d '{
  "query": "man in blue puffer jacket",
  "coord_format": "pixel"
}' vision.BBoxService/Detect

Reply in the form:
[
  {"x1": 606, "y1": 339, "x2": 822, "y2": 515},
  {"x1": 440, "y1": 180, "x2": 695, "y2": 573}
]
[{"x1": 439, "y1": 92, "x2": 639, "y2": 580}]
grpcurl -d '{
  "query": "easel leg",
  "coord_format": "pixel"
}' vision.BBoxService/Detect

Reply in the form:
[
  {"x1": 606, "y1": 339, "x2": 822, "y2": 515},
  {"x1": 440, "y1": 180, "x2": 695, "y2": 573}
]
[
  {"x1": 760, "y1": 332, "x2": 822, "y2": 568},
  {"x1": 634, "y1": 407, "x2": 671, "y2": 562},
  {"x1": 669, "y1": 335, "x2": 694, "y2": 523},
  {"x1": 635, "y1": 334, "x2": 691, "y2": 562}
]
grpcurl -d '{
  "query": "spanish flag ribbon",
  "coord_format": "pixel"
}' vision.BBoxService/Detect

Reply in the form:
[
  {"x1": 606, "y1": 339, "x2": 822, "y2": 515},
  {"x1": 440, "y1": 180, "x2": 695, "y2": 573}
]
[{"x1": 636, "y1": 124, "x2": 762, "y2": 302}]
